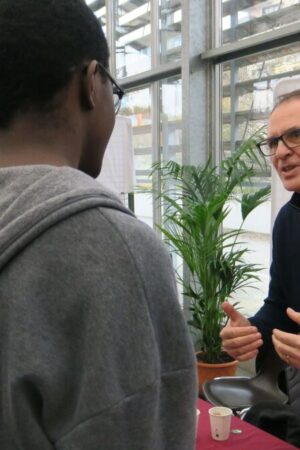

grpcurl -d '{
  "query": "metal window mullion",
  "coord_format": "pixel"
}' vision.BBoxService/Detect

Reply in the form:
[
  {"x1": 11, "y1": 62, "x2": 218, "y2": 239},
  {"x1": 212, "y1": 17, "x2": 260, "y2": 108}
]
[
  {"x1": 229, "y1": 61, "x2": 238, "y2": 154},
  {"x1": 152, "y1": 81, "x2": 161, "y2": 231},
  {"x1": 202, "y1": 21, "x2": 300, "y2": 63},
  {"x1": 119, "y1": 61, "x2": 181, "y2": 90},
  {"x1": 151, "y1": 0, "x2": 160, "y2": 70},
  {"x1": 213, "y1": 0, "x2": 221, "y2": 49},
  {"x1": 106, "y1": 0, "x2": 117, "y2": 76},
  {"x1": 213, "y1": 63, "x2": 222, "y2": 169},
  {"x1": 212, "y1": 1, "x2": 222, "y2": 169},
  {"x1": 228, "y1": 0, "x2": 238, "y2": 43}
]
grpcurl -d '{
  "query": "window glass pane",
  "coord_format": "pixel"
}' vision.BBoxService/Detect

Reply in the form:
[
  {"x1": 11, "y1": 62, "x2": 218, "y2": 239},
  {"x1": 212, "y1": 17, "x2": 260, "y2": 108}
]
[
  {"x1": 160, "y1": 77, "x2": 183, "y2": 298},
  {"x1": 222, "y1": 0, "x2": 300, "y2": 45},
  {"x1": 160, "y1": 77, "x2": 182, "y2": 162},
  {"x1": 221, "y1": 43, "x2": 300, "y2": 315},
  {"x1": 118, "y1": 78, "x2": 182, "y2": 227},
  {"x1": 85, "y1": 0, "x2": 107, "y2": 34},
  {"x1": 116, "y1": 0, "x2": 152, "y2": 78},
  {"x1": 159, "y1": 0, "x2": 182, "y2": 64},
  {"x1": 222, "y1": 43, "x2": 300, "y2": 150},
  {"x1": 119, "y1": 87, "x2": 153, "y2": 226}
]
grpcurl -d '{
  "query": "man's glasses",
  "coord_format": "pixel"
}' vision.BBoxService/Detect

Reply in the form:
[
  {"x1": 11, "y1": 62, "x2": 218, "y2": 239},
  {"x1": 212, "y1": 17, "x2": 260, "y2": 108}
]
[
  {"x1": 257, "y1": 128, "x2": 300, "y2": 157},
  {"x1": 97, "y1": 61, "x2": 125, "y2": 115}
]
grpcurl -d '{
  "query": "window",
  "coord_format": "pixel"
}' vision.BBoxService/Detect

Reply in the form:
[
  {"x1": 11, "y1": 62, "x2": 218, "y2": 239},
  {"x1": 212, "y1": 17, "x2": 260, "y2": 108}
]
[
  {"x1": 211, "y1": 1, "x2": 300, "y2": 315},
  {"x1": 222, "y1": 0, "x2": 300, "y2": 44},
  {"x1": 120, "y1": 86, "x2": 153, "y2": 226},
  {"x1": 116, "y1": 0, "x2": 152, "y2": 78},
  {"x1": 85, "y1": 0, "x2": 183, "y2": 229},
  {"x1": 160, "y1": 77, "x2": 182, "y2": 162},
  {"x1": 83, "y1": 0, "x2": 300, "y2": 317},
  {"x1": 159, "y1": 0, "x2": 182, "y2": 64}
]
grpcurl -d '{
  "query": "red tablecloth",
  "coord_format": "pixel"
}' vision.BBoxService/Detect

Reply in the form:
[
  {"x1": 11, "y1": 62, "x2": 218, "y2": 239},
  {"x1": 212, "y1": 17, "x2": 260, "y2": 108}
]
[{"x1": 196, "y1": 399, "x2": 298, "y2": 449}]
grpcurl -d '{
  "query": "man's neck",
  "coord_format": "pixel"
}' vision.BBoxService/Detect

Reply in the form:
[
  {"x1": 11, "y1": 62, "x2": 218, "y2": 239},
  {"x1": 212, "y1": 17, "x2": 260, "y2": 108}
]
[{"x1": 0, "y1": 117, "x2": 81, "y2": 169}]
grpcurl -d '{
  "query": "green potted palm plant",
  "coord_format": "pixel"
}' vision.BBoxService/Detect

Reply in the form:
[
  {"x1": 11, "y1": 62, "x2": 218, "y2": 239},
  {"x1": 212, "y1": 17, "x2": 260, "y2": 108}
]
[{"x1": 151, "y1": 137, "x2": 270, "y2": 391}]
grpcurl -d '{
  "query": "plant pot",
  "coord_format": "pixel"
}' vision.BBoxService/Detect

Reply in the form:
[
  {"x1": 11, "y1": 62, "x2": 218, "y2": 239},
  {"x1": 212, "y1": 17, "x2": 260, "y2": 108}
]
[{"x1": 196, "y1": 351, "x2": 238, "y2": 396}]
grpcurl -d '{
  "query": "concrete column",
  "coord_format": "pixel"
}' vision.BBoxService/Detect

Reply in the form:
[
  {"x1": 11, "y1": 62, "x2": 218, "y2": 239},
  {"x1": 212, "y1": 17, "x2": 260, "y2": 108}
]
[
  {"x1": 181, "y1": 0, "x2": 211, "y2": 324},
  {"x1": 182, "y1": 0, "x2": 211, "y2": 166}
]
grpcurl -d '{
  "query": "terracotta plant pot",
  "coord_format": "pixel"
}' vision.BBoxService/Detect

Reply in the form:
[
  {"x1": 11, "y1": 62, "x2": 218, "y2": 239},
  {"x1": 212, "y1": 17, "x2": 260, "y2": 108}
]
[{"x1": 196, "y1": 351, "x2": 238, "y2": 396}]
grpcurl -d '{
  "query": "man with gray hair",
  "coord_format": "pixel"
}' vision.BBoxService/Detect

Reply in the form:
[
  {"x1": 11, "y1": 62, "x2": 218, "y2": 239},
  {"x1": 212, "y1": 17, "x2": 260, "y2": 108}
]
[{"x1": 220, "y1": 76, "x2": 300, "y2": 443}]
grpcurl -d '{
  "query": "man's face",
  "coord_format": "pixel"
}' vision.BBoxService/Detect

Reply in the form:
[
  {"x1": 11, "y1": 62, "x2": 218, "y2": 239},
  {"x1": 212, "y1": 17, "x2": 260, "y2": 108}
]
[{"x1": 269, "y1": 97, "x2": 300, "y2": 193}]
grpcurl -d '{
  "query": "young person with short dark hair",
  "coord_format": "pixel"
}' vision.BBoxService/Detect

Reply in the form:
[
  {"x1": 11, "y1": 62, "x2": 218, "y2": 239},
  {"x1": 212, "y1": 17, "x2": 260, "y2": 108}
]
[{"x1": 0, "y1": 1, "x2": 197, "y2": 448}]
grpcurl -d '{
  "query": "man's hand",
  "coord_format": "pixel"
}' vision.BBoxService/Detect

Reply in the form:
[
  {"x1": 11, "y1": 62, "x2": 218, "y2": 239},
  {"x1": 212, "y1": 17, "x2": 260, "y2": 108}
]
[
  {"x1": 272, "y1": 308, "x2": 300, "y2": 368},
  {"x1": 220, "y1": 302, "x2": 263, "y2": 361}
]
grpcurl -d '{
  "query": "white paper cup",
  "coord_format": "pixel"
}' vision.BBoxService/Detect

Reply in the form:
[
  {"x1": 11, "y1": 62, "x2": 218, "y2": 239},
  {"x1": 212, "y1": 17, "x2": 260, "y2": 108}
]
[
  {"x1": 208, "y1": 406, "x2": 232, "y2": 441},
  {"x1": 195, "y1": 409, "x2": 200, "y2": 434}
]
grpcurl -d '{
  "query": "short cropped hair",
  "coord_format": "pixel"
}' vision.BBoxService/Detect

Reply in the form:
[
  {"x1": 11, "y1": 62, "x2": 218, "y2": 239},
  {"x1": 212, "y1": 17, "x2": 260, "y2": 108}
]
[{"x1": 0, "y1": 0, "x2": 109, "y2": 128}]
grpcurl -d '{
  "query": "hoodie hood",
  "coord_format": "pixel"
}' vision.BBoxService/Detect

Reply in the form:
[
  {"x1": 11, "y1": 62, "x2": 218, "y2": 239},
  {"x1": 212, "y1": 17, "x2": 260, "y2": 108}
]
[{"x1": 0, "y1": 165, "x2": 133, "y2": 270}]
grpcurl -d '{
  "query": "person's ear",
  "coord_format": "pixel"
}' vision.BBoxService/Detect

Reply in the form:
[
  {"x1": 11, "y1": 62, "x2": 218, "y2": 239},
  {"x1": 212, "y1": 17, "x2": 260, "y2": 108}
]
[{"x1": 81, "y1": 60, "x2": 99, "y2": 110}]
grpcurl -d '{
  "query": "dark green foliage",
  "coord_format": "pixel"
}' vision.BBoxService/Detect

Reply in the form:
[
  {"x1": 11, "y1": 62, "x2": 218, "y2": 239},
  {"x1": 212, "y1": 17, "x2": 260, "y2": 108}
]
[{"x1": 151, "y1": 139, "x2": 270, "y2": 363}]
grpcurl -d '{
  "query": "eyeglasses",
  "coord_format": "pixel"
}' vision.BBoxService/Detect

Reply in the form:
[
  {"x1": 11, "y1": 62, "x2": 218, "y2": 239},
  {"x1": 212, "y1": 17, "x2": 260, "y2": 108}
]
[
  {"x1": 96, "y1": 61, "x2": 125, "y2": 115},
  {"x1": 257, "y1": 128, "x2": 300, "y2": 156}
]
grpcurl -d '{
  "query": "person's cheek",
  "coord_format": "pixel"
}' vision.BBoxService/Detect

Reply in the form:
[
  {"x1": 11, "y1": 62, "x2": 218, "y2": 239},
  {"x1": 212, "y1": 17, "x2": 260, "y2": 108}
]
[{"x1": 270, "y1": 155, "x2": 277, "y2": 171}]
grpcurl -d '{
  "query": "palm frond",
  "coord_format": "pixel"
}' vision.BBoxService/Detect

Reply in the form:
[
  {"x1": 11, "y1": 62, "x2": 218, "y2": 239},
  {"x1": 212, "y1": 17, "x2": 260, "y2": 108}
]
[{"x1": 151, "y1": 134, "x2": 270, "y2": 363}]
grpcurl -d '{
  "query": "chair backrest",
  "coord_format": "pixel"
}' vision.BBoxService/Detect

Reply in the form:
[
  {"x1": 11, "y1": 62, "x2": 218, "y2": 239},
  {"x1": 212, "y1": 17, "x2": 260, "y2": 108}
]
[
  {"x1": 202, "y1": 349, "x2": 288, "y2": 411},
  {"x1": 286, "y1": 366, "x2": 300, "y2": 414},
  {"x1": 251, "y1": 349, "x2": 287, "y2": 393}
]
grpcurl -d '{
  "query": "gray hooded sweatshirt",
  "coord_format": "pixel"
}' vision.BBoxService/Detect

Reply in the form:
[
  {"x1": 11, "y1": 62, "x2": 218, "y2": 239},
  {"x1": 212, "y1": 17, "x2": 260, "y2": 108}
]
[{"x1": 0, "y1": 165, "x2": 197, "y2": 450}]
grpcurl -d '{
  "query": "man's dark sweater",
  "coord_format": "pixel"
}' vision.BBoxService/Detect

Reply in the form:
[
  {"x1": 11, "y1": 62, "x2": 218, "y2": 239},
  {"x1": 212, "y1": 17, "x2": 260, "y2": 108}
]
[{"x1": 250, "y1": 192, "x2": 300, "y2": 412}]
